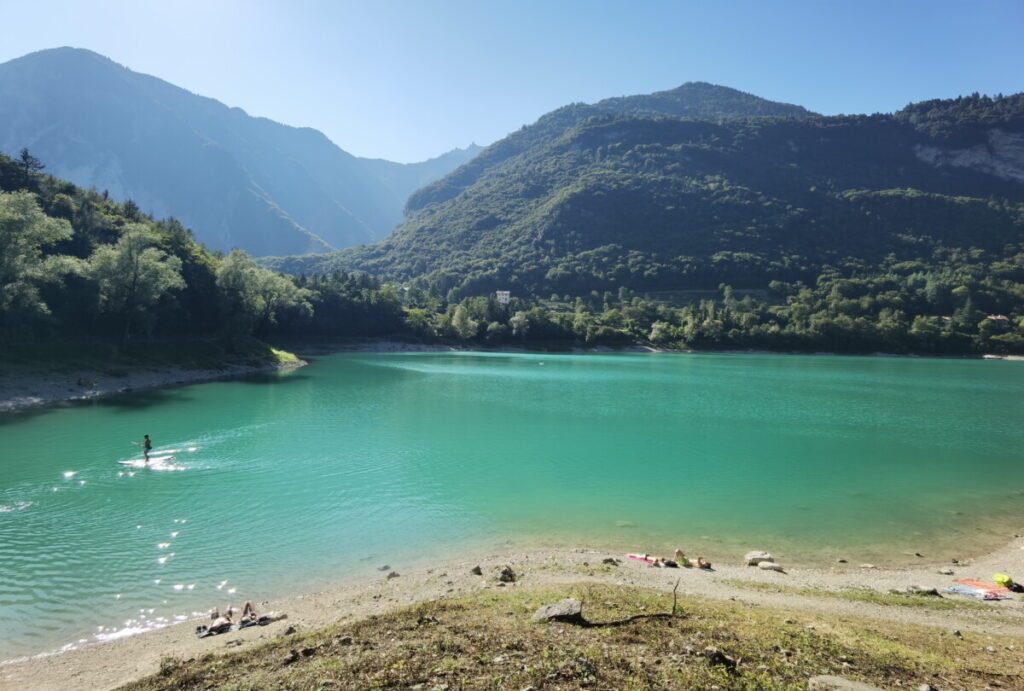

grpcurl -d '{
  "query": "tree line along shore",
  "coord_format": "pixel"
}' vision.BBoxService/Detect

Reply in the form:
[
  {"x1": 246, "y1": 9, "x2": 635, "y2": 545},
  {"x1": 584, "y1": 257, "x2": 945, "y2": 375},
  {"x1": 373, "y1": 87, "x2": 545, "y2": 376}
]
[{"x1": 2, "y1": 147, "x2": 1023, "y2": 372}]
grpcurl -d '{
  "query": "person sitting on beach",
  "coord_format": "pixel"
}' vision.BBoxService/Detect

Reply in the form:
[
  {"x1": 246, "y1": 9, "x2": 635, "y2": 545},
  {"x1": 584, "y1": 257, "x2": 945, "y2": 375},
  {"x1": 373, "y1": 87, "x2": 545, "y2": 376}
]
[{"x1": 239, "y1": 600, "x2": 258, "y2": 625}]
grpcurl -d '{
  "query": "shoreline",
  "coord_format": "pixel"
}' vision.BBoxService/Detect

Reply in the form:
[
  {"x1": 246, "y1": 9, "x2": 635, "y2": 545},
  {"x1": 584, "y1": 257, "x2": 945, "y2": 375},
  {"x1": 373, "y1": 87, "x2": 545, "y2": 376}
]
[
  {"x1": 4, "y1": 534, "x2": 1023, "y2": 690},
  {"x1": 0, "y1": 359, "x2": 307, "y2": 415},
  {"x1": 2, "y1": 340, "x2": 1018, "y2": 416}
]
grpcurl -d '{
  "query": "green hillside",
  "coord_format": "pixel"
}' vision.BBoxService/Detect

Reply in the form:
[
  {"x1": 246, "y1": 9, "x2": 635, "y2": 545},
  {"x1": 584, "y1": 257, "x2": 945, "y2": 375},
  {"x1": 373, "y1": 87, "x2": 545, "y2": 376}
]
[{"x1": 262, "y1": 89, "x2": 1024, "y2": 354}]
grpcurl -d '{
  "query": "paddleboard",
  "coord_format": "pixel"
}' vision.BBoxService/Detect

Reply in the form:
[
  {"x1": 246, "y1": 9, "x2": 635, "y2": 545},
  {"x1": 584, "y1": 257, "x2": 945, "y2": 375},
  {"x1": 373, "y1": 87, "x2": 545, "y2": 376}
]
[{"x1": 118, "y1": 455, "x2": 175, "y2": 467}]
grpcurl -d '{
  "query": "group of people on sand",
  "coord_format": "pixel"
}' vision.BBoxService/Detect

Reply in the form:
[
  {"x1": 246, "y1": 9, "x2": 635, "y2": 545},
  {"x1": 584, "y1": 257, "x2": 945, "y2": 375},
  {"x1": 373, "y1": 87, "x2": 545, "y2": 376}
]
[{"x1": 197, "y1": 601, "x2": 263, "y2": 637}]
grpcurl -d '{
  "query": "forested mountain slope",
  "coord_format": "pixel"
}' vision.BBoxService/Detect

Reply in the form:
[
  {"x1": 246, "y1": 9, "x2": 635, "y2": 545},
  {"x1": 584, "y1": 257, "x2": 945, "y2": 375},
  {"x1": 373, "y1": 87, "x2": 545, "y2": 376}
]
[
  {"x1": 0, "y1": 48, "x2": 478, "y2": 256},
  {"x1": 268, "y1": 90, "x2": 1024, "y2": 305}
]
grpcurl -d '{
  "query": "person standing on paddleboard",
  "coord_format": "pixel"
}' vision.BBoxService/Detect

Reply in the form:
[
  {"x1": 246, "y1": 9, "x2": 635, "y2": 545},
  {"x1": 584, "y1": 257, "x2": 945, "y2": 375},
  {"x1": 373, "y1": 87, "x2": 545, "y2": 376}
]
[{"x1": 142, "y1": 434, "x2": 152, "y2": 463}]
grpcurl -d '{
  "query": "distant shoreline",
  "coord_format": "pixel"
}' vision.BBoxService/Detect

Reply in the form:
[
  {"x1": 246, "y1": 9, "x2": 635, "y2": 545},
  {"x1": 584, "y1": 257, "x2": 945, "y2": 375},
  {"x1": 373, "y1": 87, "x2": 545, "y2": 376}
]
[{"x1": 2, "y1": 341, "x2": 1018, "y2": 415}]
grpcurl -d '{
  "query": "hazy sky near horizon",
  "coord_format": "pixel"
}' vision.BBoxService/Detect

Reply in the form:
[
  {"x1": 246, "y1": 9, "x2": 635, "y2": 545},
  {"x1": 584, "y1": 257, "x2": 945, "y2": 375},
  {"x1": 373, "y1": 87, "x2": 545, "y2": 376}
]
[{"x1": 2, "y1": 0, "x2": 1022, "y2": 162}]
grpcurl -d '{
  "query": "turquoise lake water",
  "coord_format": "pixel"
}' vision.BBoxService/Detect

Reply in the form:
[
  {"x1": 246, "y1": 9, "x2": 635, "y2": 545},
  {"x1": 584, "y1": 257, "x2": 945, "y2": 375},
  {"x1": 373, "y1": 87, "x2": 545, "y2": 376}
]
[{"x1": 1, "y1": 351, "x2": 1023, "y2": 659}]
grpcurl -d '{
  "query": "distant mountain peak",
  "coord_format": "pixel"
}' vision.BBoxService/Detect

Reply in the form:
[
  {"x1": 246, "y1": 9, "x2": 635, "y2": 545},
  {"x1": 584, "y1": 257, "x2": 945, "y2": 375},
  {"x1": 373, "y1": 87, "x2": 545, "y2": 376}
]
[
  {"x1": 0, "y1": 47, "x2": 477, "y2": 256},
  {"x1": 594, "y1": 81, "x2": 815, "y2": 120}
]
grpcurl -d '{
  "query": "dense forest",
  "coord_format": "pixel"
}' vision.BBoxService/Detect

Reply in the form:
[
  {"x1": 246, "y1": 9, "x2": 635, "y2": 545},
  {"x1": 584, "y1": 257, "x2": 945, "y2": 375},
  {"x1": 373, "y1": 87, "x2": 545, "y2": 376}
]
[
  {"x1": 263, "y1": 90, "x2": 1024, "y2": 355},
  {"x1": 4, "y1": 94, "x2": 1024, "y2": 358},
  {"x1": 0, "y1": 151, "x2": 416, "y2": 360}
]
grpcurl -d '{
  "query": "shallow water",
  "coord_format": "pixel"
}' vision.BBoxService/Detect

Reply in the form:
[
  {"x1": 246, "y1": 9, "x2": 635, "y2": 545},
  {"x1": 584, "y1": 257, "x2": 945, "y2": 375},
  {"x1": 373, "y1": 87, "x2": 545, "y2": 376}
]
[{"x1": 1, "y1": 351, "x2": 1022, "y2": 659}]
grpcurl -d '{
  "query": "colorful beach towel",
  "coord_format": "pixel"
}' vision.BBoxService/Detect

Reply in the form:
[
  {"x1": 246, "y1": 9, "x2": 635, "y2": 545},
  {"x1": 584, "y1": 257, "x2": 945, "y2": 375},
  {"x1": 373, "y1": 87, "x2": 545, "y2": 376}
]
[
  {"x1": 953, "y1": 579, "x2": 1011, "y2": 594},
  {"x1": 947, "y1": 580, "x2": 1012, "y2": 600},
  {"x1": 946, "y1": 585, "x2": 1011, "y2": 600},
  {"x1": 627, "y1": 553, "x2": 656, "y2": 565}
]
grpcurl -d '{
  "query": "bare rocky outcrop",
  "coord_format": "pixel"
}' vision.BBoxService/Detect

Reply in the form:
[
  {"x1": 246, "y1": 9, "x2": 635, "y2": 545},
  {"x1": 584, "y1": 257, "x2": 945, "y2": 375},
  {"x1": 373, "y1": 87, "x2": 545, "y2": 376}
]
[{"x1": 915, "y1": 128, "x2": 1024, "y2": 182}]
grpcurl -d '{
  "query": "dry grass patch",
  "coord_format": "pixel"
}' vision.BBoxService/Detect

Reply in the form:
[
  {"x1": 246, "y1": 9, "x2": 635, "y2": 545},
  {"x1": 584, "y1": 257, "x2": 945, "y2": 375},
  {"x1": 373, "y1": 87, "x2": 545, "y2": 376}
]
[{"x1": 123, "y1": 583, "x2": 1023, "y2": 690}]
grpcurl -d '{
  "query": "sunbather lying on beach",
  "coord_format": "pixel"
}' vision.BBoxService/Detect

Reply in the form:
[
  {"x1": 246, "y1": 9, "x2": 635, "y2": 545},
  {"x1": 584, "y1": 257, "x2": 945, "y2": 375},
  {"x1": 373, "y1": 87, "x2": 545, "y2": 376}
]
[
  {"x1": 628, "y1": 553, "x2": 679, "y2": 568},
  {"x1": 674, "y1": 550, "x2": 712, "y2": 569},
  {"x1": 197, "y1": 605, "x2": 236, "y2": 637}
]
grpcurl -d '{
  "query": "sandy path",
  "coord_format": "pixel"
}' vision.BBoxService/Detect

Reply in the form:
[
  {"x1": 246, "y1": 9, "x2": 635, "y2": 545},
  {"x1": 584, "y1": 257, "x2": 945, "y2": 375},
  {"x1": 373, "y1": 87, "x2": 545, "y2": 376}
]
[{"x1": 4, "y1": 536, "x2": 1023, "y2": 691}]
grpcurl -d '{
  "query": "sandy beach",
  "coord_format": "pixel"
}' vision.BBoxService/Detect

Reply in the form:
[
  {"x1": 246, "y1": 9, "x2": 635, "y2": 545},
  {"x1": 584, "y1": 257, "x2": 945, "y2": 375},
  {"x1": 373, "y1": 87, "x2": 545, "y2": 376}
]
[{"x1": 3, "y1": 534, "x2": 1023, "y2": 690}]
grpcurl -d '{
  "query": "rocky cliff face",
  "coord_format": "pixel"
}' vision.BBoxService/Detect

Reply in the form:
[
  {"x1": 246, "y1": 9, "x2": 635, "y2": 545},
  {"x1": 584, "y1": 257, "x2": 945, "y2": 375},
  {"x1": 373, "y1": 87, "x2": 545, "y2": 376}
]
[{"x1": 916, "y1": 129, "x2": 1024, "y2": 183}]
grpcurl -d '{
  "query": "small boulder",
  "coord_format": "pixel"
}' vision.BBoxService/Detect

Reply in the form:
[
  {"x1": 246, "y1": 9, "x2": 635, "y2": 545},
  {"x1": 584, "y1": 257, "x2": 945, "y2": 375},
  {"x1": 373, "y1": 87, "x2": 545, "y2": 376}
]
[
  {"x1": 337, "y1": 635, "x2": 353, "y2": 645},
  {"x1": 758, "y1": 561, "x2": 785, "y2": 572},
  {"x1": 386, "y1": 571, "x2": 400, "y2": 580},
  {"x1": 744, "y1": 550, "x2": 773, "y2": 566},
  {"x1": 470, "y1": 565, "x2": 483, "y2": 575},
  {"x1": 497, "y1": 566, "x2": 517, "y2": 583},
  {"x1": 807, "y1": 675, "x2": 883, "y2": 690},
  {"x1": 602, "y1": 557, "x2": 620, "y2": 565},
  {"x1": 860, "y1": 563, "x2": 876, "y2": 569},
  {"x1": 702, "y1": 646, "x2": 737, "y2": 671},
  {"x1": 938, "y1": 567, "x2": 954, "y2": 575},
  {"x1": 531, "y1": 598, "x2": 584, "y2": 624}
]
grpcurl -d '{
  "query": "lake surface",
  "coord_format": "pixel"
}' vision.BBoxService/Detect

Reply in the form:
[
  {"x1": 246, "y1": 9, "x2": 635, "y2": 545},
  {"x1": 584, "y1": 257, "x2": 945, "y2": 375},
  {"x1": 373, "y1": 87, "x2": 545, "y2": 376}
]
[{"x1": 2, "y1": 351, "x2": 1023, "y2": 659}]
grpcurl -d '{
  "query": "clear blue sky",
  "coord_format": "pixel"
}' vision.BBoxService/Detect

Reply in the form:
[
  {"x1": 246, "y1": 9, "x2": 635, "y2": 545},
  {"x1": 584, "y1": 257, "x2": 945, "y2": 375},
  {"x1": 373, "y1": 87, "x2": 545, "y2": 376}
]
[{"x1": 1, "y1": 0, "x2": 1021, "y2": 162}]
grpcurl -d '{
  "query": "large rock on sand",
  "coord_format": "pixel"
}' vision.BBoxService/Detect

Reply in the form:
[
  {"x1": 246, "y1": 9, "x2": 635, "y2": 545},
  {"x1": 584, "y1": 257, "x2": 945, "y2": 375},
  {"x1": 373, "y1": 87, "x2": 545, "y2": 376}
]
[
  {"x1": 531, "y1": 598, "x2": 584, "y2": 624},
  {"x1": 758, "y1": 560, "x2": 785, "y2": 572},
  {"x1": 744, "y1": 550, "x2": 773, "y2": 566},
  {"x1": 808, "y1": 675, "x2": 882, "y2": 690}
]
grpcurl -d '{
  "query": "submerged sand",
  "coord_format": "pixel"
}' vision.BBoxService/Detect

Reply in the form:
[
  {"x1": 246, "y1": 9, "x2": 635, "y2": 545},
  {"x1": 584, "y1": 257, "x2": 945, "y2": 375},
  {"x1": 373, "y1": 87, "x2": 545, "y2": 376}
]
[
  {"x1": 0, "y1": 360, "x2": 305, "y2": 414},
  {"x1": 3, "y1": 535, "x2": 1024, "y2": 690}
]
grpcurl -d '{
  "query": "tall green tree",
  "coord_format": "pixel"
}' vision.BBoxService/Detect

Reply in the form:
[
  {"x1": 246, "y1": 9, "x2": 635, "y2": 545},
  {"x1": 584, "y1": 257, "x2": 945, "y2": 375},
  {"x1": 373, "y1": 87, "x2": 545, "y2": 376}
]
[
  {"x1": 85, "y1": 223, "x2": 185, "y2": 347},
  {"x1": 215, "y1": 250, "x2": 312, "y2": 337},
  {"x1": 0, "y1": 190, "x2": 73, "y2": 338}
]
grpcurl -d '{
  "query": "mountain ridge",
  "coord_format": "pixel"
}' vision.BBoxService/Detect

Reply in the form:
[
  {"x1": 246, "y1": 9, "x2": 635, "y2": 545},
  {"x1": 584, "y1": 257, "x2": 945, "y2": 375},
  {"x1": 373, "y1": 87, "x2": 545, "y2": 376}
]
[
  {"x1": 266, "y1": 89, "x2": 1024, "y2": 308},
  {"x1": 0, "y1": 47, "x2": 479, "y2": 255}
]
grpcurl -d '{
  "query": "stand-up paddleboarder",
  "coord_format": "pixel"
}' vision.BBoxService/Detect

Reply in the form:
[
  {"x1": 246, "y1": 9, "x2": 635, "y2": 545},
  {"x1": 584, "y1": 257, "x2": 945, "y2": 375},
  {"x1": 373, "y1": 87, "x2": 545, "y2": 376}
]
[{"x1": 134, "y1": 434, "x2": 152, "y2": 463}]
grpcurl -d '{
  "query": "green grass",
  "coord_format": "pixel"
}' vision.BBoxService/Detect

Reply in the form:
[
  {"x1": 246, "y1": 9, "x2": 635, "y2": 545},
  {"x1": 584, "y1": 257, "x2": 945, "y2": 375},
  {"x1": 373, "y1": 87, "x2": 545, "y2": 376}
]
[
  {"x1": 121, "y1": 583, "x2": 1022, "y2": 690},
  {"x1": 720, "y1": 578, "x2": 992, "y2": 611}
]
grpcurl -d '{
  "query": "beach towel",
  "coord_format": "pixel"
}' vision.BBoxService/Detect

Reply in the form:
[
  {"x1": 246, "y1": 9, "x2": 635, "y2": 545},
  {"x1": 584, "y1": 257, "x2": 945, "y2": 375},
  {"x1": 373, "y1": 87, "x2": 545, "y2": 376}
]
[
  {"x1": 953, "y1": 579, "x2": 1011, "y2": 594},
  {"x1": 627, "y1": 553, "x2": 656, "y2": 565},
  {"x1": 945, "y1": 585, "x2": 1011, "y2": 600}
]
